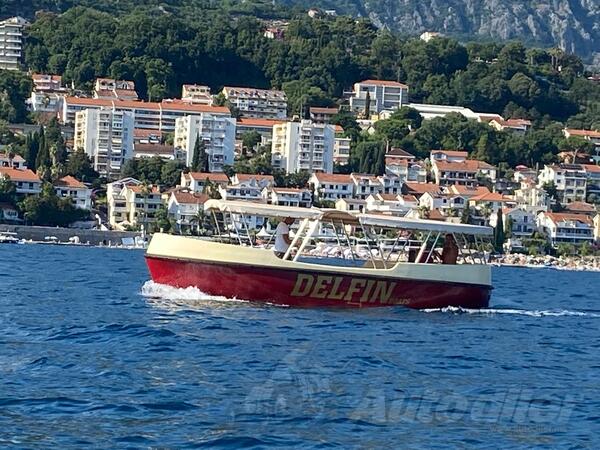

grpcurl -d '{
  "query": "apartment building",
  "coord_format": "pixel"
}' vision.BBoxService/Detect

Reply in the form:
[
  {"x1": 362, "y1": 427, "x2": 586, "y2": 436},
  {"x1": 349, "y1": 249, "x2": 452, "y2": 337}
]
[
  {"x1": 221, "y1": 86, "x2": 287, "y2": 119},
  {"x1": 0, "y1": 167, "x2": 41, "y2": 194},
  {"x1": 62, "y1": 97, "x2": 230, "y2": 132},
  {"x1": 309, "y1": 173, "x2": 353, "y2": 202},
  {"x1": 181, "y1": 84, "x2": 212, "y2": 105},
  {"x1": 538, "y1": 164, "x2": 587, "y2": 203},
  {"x1": 174, "y1": 114, "x2": 236, "y2": 172},
  {"x1": 94, "y1": 78, "x2": 138, "y2": 101},
  {"x1": 0, "y1": 17, "x2": 27, "y2": 71},
  {"x1": 74, "y1": 107, "x2": 135, "y2": 178},
  {"x1": 271, "y1": 120, "x2": 334, "y2": 173},
  {"x1": 583, "y1": 164, "x2": 600, "y2": 197},
  {"x1": 431, "y1": 158, "x2": 497, "y2": 186},
  {"x1": 537, "y1": 212, "x2": 594, "y2": 246},
  {"x1": 349, "y1": 80, "x2": 409, "y2": 115},
  {"x1": 53, "y1": 176, "x2": 92, "y2": 209},
  {"x1": 333, "y1": 126, "x2": 351, "y2": 166},
  {"x1": 107, "y1": 177, "x2": 162, "y2": 228},
  {"x1": 236, "y1": 118, "x2": 284, "y2": 143},
  {"x1": 29, "y1": 74, "x2": 69, "y2": 114}
]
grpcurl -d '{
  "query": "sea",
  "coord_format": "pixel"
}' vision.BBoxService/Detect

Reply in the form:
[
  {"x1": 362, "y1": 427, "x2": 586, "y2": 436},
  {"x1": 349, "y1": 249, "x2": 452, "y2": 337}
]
[{"x1": 0, "y1": 244, "x2": 599, "y2": 449}]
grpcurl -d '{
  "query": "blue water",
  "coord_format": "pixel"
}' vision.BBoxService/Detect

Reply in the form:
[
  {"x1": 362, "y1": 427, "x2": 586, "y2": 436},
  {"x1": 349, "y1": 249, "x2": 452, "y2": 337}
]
[{"x1": 1, "y1": 244, "x2": 599, "y2": 448}]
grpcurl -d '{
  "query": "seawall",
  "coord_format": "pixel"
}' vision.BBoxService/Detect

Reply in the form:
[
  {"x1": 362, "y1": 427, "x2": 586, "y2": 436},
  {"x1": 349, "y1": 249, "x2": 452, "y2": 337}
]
[{"x1": 0, "y1": 225, "x2": 141, "y2": 246}]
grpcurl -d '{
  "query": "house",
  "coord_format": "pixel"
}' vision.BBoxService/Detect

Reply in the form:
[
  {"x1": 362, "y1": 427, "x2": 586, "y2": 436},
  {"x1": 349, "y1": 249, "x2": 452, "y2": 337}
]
[
  {"x1": 335, "y1": 198, "x2": 366, "y2": 212},
  {"x1": 230, "y1": 174, "x2": 274, "y2": 190},
  {"x1": 107, "y1": 177, "x2": 163, "y2": 229},
  {"x1": 513, "y1": 165, "x2": 537, "y2": 183},
  {"x1": 365, "y1": 193, "x2": 413, "y2": 216},
  {"x1": 419, "y1": 192, "x2": 468, "y2": 216},
  {"x1": 218, "y1": 184, "x2": 265, "y2": 202},
  {"x1": 309, "y1": 107, "x2": 338, "y2": 124},
  {"x1": 489, "y1": 206, "x2": 537, "y2": 251},
  {"x1": 513, "y1": 179, "x2": 549, "y2": 211},
  {"x1": 309, "y1": 173, "x2": 353, "y2": 202},
  {"x1": 0, "y1": 203, "x2": 19, "y2": 223},
  {"x1": 0, "y1": 153, "x2": 26, "y2": 169},
  {"x1": 563, "y1": 201, "x2": 596, "y2": 216},
  {"x1": 29, "y1": 74, "x2": 69, "y2": 115},
  {"x1": 489, "y1": 118, "x2": 532, "y2": 134},
  {"x1": 181, "y1": 84, "x2": 212, "y2": 105},
  {"x1": 53, "y1": 176, "x2": 92, "y2": 209},
  {"x1": 538, "y1": 164, "x2": 587, "y2": 203},
  {"x1": 402, "y1": 182, "x2": 442, "y2": 199},
  {"x1": 430, "y1": 150, "x2": 468, "y2": 163},
  {"x1": 167, "y1": 190, "x2": 210, "y2": 233},
  {"x1": 93, "y1": 78, "x2": 139, "y2": 101},
  {"x1": 582, "y1": 164, "x2": 600, "y2": 198},
  {"x1": 265, "y1": 187, "x2": 312, "y2": 207},
  {"x1": 445, "y1": 184, "x2": 491, "y2": 200},
  {"x1": 537, "y1": 212, "x2": 594, "y2": 247},
  {"x1": 468, "y1": 192, "x2": 516, "y2": 225},
  {"x1": 563, "y1": 129, "x2": 600, "y2": 162},
  {"x1": 181, "y1": 171, "x2": 230, "y2": 193},
  {"x1": 431, "y1": 158, "x2": 496, "y2": 186},
  {"x1": 348, "y1": 80, "x2": 409, "y2": 115},
  {"x1": 0, "y1": 167, "x2": 42, "y2": 195},
  {"x1": 351, "y1": 173, "x2": 384, "y2": 199}
]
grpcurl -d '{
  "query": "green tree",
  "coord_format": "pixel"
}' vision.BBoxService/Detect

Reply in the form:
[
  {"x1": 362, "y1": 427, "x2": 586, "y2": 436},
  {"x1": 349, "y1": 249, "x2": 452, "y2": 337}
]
[
  {"x1": 191, "y1": 133, "x2": 208, "y2": 172},
  {"x1": 493, "y1": 208, "x2": 505, "y2": 253},
  {"x1": 0, "y1": 175, "x2": 17, "y2": 205},
  {"x1": 65, "y1": 148, "x2": 99, "y2": 182}
]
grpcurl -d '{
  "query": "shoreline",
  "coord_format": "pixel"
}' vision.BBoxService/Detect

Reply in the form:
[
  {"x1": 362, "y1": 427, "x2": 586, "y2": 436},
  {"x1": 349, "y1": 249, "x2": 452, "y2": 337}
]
[{"x1": 493, "y1": 254, "x2": 600, "y2": 273}]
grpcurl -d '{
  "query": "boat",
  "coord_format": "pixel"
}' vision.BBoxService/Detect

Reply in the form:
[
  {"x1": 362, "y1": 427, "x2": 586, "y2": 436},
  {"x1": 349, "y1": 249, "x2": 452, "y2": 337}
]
[
  {"x1": 145, "y1": 200, "x2": 494, "y2": 309},
  {"x1": 0, "y1": 231, "x2": 20, "y2": 244}
]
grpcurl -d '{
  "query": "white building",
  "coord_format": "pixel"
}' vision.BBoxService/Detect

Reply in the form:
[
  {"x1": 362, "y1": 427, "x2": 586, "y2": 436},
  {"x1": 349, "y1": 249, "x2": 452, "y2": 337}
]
[
  {"x1": 419, "y1": 192, "x2": 467, "y2": 215},
  {"x1": 29, "y1": 74, "x2": 69, "y2": 114},
  {"x1": 407, "y1": 103, "x2": 503, "y2": 122},
  {"x1": 537, "y1": 212, "x2": 594, "y2": 246},
  {"x1": 174, "y1": 114, "x2": 236, "y2": 172},
  {"x1": 180, "y1": 171, "x2": 230, "y2": 193},
  {"x1": 265, "y1": 187, "x2": 312, "y2": 207},
  {"x1": 167, "y1": 190, "x2": 209, "y2": 233},
  {"x1": 0, "y1": 17, "x2": 27, "y2": 71},
  {"x1": 309, "y1": 173, "x2": 353, "y2": 202},
  {"x1": 537, "y1": 164, "x2": 587, "y2": 204},
  {"x1": 335, "y1": 198, "x2": 366, "y2": 212},
  {"x1": 0, "y1": 167, "x2": 41, "y2": 194},
  {"x1": 333, "y1": 126, "x2": 351, "y2": 166},
  {"x1": 489, "y1": 118, "x2": 532, "y2": 134},
  {"x1": 271, "y1": 120, "x2": 334, "y2": 173},
  {"x1": 221, "y1": 86, "x2": 287, "y2": 119},
  {"x1": 93, "y1": 78, "x2": 138, "y2": 101},
  {"x1": 365, "y1": 193, "x2": 414, "y2": 216},
  {"x1": 349, "y1": 80, "x2": 409, "y2": 115},
  {"x1": 54, "y1": 176, "x2": 92, "y2": 210},
  {"x1": 0, "y1": 152, "x2": 26, "y2": 169},
  {"x1": 107, "y1": 178, "x2": 162, "y2": 228},
  {"x1": 583, "y1": 164, "x2": 600, "y2": 198},
  {"x1": 181, "y1": 84, "x2": 212, "y2": 105},
  {"x1": 74, "y1": 107, "x2": 135, "y2": 179},
  {"x1": 62, "y1": 97, "x2": 231, "y2": 131}
]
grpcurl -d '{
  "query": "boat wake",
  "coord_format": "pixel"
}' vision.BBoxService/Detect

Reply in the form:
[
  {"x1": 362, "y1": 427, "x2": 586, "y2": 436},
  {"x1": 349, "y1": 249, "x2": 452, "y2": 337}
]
[
  {"x1": 140, "y1": 280, "x2": 253, "y2": 308},
  {"x1": 423, "y1": 306, "x2": 600, "y2": 318}
]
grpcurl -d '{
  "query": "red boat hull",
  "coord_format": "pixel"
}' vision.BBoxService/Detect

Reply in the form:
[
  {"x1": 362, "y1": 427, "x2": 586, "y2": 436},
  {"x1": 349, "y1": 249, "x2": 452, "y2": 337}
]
[{"x1": 145, "y1": 256, "x2": 491, "y2": 309}]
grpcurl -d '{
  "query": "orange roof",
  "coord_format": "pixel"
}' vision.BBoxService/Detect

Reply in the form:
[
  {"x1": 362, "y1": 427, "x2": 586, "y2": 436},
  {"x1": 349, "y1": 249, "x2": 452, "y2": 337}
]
[
  {"x1": 134, "y1": 129, "x2": 163, "y2": 138},
  {"x1": 583, "y1": 164, "x2": 600, "y2": 173},
  {"x1": 237, "y1": 117, "x2": 285, "y2": 127},
  {"x1": 172, "y1": 191, "x2": 209, "y2": 205},
  {"x1": 65, "y1": 97, "x2": 229, "y2": 114},
  {"x1": 401, "y1": 194, "x2": 418, "y2": 203},
  {"x1": 434, "y1": 160, "x2": 480, "y2": 172},
  {"x1": 469, "y1": 192, "x2": 511, "y2": 202},
  {"x1": 428, "y1": 209, "x2": 445, "y2": 221},
  {"x1": 188, "y1": 172, "x2": 229, "y2": 182},
  {"x1": 564, "y1": 201, "x2": 596, "y2": 214},
  {"x1": 447, "y1": 185, "x2": 491, "y2": 197},
  {"x1": 493, "y1": 118, "x2": 531, "y2": 127},
  {"x1": 543, "y1": 212, "x2": 592, "y2": 225},
  {"x1": 359, "y1": 79, "x2": 408, "y2": 88},
  {"x1": 0, "y1": 168, "x2": 40, "y2": 182},
  {"x1": 377, "y1": 193, "x2": 399, "y2": 201},
  {"x1": 334, "y1": 125, "x2": 344, "y2": 133},
  {"x1": 387, "y1": 148, "x2": 414, "y2": 158},
  {"x1": 32, "y1": 74, "x2": 62, "y2": 82},
  {"x1": 385, "y1": 158, "x2": 408, "y2": 166},
  {"x1": 403, "y1": 182, "x2": 441, "y2": 194},
  {"x1": 310, "y1": 107, "x2": 338, "y2": 114},
  {"x1": 54, "y1": 175, "x2": 86, "y2": 189},
  {"x1": 312, "y1": 173, "x2": 353, "y2": 183},
  {"x1": 565, "y1": 129, "x2": 600, "y2": 139},
  {"x1": 0, "y1": 153, "x2": 25, "y2": 162}
]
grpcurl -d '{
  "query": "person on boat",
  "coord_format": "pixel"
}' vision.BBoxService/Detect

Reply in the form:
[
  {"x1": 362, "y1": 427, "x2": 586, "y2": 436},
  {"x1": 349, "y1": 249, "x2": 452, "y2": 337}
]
[
  {"x1": 274, "y1": 217, "x2": 294, "y2": 258},
  {"x1": 441, "y1": 233, "x2": 458, "y2": 264}
]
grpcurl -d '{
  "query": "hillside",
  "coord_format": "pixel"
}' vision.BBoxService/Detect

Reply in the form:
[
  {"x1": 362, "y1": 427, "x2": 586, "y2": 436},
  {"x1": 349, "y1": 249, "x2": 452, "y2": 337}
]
[{"x1": 2, "y1": 0, "x2": 599, "y2": 62}]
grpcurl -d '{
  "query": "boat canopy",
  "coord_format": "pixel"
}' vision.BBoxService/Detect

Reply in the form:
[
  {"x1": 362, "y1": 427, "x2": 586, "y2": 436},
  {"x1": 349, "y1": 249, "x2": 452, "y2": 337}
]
[
  {"x1": 204, "y1": 199, "x2": 322, "y2": 220},
  {"x1": 358, "y1": 214, "x2": 493, "y2": 236}
]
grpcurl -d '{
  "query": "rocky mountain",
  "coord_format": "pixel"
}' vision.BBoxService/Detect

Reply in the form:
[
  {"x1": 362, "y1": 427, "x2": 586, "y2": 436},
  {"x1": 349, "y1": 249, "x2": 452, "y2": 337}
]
[{"x1": 314, "y1": 0, "x2": 600, "y2": 63}]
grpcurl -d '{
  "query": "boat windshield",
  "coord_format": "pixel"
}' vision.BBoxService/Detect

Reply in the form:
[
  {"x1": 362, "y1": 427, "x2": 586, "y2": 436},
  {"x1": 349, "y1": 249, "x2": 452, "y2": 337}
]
[{"x1": 204, "y1": 200, "x2": 494, "y2": 267}]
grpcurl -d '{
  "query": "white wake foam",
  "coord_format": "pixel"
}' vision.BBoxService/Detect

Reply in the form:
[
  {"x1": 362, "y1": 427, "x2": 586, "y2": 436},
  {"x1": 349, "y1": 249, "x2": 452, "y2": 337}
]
[
  {"x1": 423, "y1": 306, "x2": 600, "y2": 318},
  {"x1": 140, "y1": 280, "x2": 252, "y2": 307}
]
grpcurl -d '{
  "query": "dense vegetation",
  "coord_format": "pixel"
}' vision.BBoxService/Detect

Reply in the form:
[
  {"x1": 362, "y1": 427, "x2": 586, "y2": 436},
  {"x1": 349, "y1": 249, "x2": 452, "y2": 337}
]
[{"x1": 21, "y1": 7, "x2": 599, "y2": 126}]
